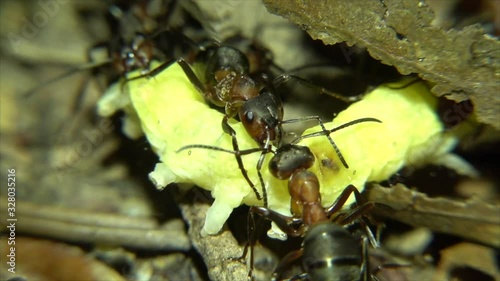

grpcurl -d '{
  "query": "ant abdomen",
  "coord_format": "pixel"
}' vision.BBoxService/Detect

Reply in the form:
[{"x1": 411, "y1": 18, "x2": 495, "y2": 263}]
[
  {"x1": 205, "y1": 46, "x2": 250, "y2": 83},
  {"x1": 302, "y1": 222, "x2": 363, "y2": 281}
]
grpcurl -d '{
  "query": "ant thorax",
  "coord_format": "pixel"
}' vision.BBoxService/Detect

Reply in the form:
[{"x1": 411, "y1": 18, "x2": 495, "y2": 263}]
[{"x1": 98, "y1": 63, "x2": 475, "y2": 238}]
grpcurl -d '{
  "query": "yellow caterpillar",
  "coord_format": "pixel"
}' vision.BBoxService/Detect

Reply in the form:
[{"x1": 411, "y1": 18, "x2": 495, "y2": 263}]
[{"x1": 98, "y1": 62, "x2": 475, "y2": 237}]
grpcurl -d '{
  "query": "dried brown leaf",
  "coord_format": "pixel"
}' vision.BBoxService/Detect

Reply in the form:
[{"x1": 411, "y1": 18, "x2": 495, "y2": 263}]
[{"x1": 263, "y1": 0, "x2": 500, "y2": 129}]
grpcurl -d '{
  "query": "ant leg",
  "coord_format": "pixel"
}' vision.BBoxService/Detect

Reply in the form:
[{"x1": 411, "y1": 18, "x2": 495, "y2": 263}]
[
  {"x1": 325, "y1": 184, "x2": 364, "y2": 217},
  {"x1": 121, "y1": 57, "x2": 207, "y2": 95},
  {"x1": 119, "y1": 58, "x2": 178, "y2": 92},
  {"x1": 285, "y1": 116, "x2": 349, "y2": 169},
  {"x1": 255, "y1": 136, "x2": 275, "y2": 208},
  {"x1": 245, "y1": 210, "x2": 276, "y2": 280},
  {"x1": 69, "y1": 76, "x2": 96, "y2": 113},
  {"x1": 288, "y1": 273, "x2": 309, "y2": 281},
  {"x1": 229, "y1": 207, "x2": 260, "y2": 279},
  {"x1": 361, "y1": 236, "x2": 369, "y2": 281},
  {"x1": 255, "y1": 150, "x2": 268, "y2": 207},
  {"x1": 327, "y1": 185, "x2": 383, "y2": 248},
  {"x1": 23, "y1": 53, "x2": 112, "y2": 98},
  {"x1": 363, "y1": 222, "x2": 380, "y2": 249},
  {"x1": 335, "y1": 203, "x2": 381, "y2": 248},
  {"x1": 247, "y1": 210, "x2": 257, "y2": 280},
  {"x1": 85, "y1": 41, "x2": 114, "y2": 78},
  {"x1": 335, "y1": 202, "x2": 375, "y2": 226},
  {"x1": 233, "y1": 206, "x2": 303, "y2": 280},
  {"x1": 273, "y1": 74, "x2": 363, "y2": 103},
  {"x1": 176, "y1": 59, "x2": 208, "y2": 95},
  {"x1": 272, "y1": 249, "x2": 304, "y2": 281},
  {"x1": 250, "y1": 206, "x2": 305, "y2": 237},
  {"x1": 221, "y1": 116, "x2": 262, "y2": 201}
]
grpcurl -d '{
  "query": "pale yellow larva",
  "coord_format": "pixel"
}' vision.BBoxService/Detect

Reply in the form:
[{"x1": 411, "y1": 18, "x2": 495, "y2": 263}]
[{"x1": 97, "y1": 62, "x2": 474, "y2": 237}]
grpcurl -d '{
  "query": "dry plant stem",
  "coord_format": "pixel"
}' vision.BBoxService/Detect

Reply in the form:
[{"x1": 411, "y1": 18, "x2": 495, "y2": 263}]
[
  {"x1": 263, "y1": 0, "x2": 500, "y2": 129},
  {"x1": 365, "y1": 184, "x2": 500, "y2": 248},
  {"x1": 0, "y1": 197, "x2": 190, "y2": 251},
  {"x1": 179, "y1": 201, "x2": 249, "y2": 281}
]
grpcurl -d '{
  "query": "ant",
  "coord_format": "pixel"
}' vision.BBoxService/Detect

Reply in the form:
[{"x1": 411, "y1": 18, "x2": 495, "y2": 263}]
[
  {"x1": 22, "y1": 31, "x2": 155, "y2": 99},
  {"x1": 134, "y1": 43, "x2": 275, "y2": 207},
  {"x1": 249, "y1": 143, "x2": 380, "y2": 281},
  {"x1": 174, "y1": 110, "x2": 381, "y2": 279},
  {"x1": 166, "y1": 39, "x2": 370, "y2": 208},
  {"x1": 216, "y1": 112, "x2": 378, "y2": 279},
  {"x1": 247, "y1": 117, "x2": 413, "y2": 280},
  {"x1": 24, "y1": 0, "x2": 180, "y2": 99}
]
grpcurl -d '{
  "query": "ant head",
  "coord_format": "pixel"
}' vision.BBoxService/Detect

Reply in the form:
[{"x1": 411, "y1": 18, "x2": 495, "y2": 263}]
[
  {"x1": 240, "y1": 88, "x2": 283, "y2": 146},
  {"x1": 111, "y1": 32, "x2": 156, "y2": 76},
  {"x1": 269, "y1": 144, "x2": 315, "y2": 180}
]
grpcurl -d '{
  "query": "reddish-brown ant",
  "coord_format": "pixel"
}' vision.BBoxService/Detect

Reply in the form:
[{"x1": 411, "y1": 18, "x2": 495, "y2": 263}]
[
  {"x1": 189, "y1": 116, "x2": 401, "y2": 279},
  {"x1": 249, "y1": 143, "x2": 379, "y2": 280},
  {"x1": 216, "y1": 114, "x2": 378, "y2": 280},
  {"x1": 246, "y1": 118, "x2": 411, "y2": 280},
  {"x1": 168, "y1": 39, "x2": 373, "y2": 208}
]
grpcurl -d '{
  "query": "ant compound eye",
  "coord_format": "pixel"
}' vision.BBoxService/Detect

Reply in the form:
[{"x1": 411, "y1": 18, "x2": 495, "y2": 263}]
[{"x1": 245, "y1": 110, "x2": 254, "y2": 123}]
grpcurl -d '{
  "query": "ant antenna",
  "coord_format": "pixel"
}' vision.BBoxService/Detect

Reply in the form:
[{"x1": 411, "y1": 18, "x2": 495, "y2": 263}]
[
  {"x1": 176, "y1": 144, "x2": 272, "y2": 205},
  {"x1": 292, "y1": 117, "x2": 382, "y2": 168},
  {"x1": 176, "y1": 144, "x2": 266, "y2": 157},
  {"x1": 273, "y1": 73, "x2": 363, "y2": 103},
  {"x1": 281, "y1": 115, "x2": 348, "y2": 168}
]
